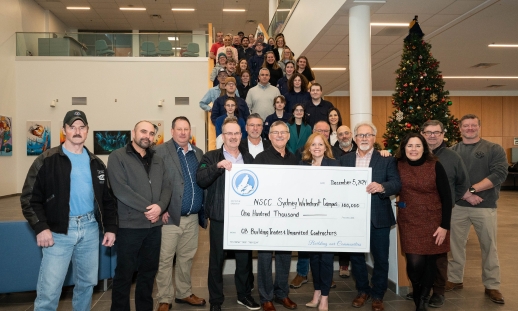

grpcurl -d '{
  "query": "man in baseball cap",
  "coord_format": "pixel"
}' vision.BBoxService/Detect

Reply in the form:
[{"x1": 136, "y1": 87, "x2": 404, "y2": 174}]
[
  {"x1": 63, "y1": 110, "x2": 88, "y2": 126},
  {"x1": 20, "y1": 108, "x2": 117, "y2": 310}
]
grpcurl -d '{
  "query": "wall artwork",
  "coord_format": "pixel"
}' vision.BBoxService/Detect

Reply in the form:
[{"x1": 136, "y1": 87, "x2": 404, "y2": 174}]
[
  {"x1": 190, "y1": 126, "x2": 197, "y2": 146},
  {"x1": 27, "y1": 121, "x2": 51, "y2": 156},
  {"x1": 59, "y1": 128, "x2": 66, "y2": 144},
  {"x1": 149, "y1": 120, "x2": 164, "y2": 147},
  {"x1": 93, "y1": 131, "x2": 131, "y2": 155},
  {"x1": 0, "y1": 116, "x2": 13, "y2": 156}
]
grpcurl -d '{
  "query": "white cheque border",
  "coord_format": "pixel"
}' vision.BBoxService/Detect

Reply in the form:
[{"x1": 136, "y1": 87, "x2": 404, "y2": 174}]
[{"x1": 223, "y1": 164, "x2": 372, "y2": 252}]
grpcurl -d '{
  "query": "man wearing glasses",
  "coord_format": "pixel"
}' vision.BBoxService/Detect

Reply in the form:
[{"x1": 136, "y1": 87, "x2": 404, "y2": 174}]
[
  {"x1": 339, "y1": 122, "x2": 401, "y2": 311},
  {"x1": 254, "y1": 121, "x2": 298, "y2": 311},
  {"x1": 196, "y1": 117, "x2": 259, "y2": 311},
  {"x1": 402, "y1": 120, "x2": 470, "y2": 307}
]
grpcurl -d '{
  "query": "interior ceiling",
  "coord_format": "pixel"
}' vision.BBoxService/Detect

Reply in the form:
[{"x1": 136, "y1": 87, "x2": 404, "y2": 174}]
[
  {"x1": 34, "y1": 0, "x2": 518, "y2": 93},
  {"x1": 34, "y1": 0, "x2": 269, "y2": 34}
]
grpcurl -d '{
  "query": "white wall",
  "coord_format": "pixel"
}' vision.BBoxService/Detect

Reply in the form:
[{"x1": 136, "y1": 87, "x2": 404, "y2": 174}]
[
  {"x1": 15, "y1": 57, "x2": 209, "y2": 193},
  {"x1": 0, "y1": 0, "x2": 66, "y2": 196}
]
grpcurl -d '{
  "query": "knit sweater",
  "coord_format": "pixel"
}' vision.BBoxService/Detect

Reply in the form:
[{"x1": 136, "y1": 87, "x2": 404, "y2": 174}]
[
  {"x1": 451, "y1": 139, "x2": 508, "y2": 208},
  {"x1": 246, "y1": 83, "x2": 281, "y2": 121}
]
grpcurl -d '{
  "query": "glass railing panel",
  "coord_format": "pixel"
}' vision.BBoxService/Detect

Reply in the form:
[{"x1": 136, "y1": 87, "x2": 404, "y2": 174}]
[
  {"x1": 16, "y1": 32, "x2": 208, "y2": 57},
  {"x1": 267, "y1": 0, "x2": 297, "y2": 38}
]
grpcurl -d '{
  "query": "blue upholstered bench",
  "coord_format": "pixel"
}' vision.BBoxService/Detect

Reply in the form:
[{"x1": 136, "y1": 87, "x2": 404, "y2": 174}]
[{"x1": 0, "y1": 221, "x2": 116, "y2": 294}]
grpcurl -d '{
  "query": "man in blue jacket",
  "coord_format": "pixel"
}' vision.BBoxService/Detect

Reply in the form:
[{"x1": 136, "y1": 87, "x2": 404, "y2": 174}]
[{"x1": 340, "y1": 121, "x2": 401, "y2": 311}]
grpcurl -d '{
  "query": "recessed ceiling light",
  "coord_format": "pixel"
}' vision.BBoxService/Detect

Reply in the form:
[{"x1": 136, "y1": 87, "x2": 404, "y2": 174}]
[
  {"x1": 171, "y1": 8, "x2": 195, "y2": 11},
  {"x1": 443, "y1": 76, "x2": 518, "y2": 79},
  {"x1": 223, "y1": 9, "x2": 246, "y2": 12},
  {"x1": 370, "y1": 23, "x2": 408, "y2": 27},
  {"x1": 67, "y1": 7, "x2": 90, "y2": 10},
  {"x1": 276, "y1": 9, "x2": 291, "y2": 12},
  {"x1": 488, "y1": 44, "x2": 518, "y2": 47},
  {"x1": 312, "y1": 68, "x2": 347, "y2": 71},
  {"x1": 120, "y1": 7, "x2": 146, "y2": 11},
  {"x1": 168, "y1": 37, "x2": 178, "y2": 41}
]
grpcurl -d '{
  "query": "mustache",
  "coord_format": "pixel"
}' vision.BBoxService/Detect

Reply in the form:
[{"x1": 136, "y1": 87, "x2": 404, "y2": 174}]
[{"x1": 73, "y1": 135, "x2": 82, "y2": 138}]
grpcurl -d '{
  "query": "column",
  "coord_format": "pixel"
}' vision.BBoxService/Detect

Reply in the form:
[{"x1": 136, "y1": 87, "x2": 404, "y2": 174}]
[{"x1": 349, "y1": 5, "x2": 372, "y2": 127}]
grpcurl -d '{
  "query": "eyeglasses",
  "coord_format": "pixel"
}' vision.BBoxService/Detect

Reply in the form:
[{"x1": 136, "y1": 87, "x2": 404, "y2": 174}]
[
  {"x1": 355, "y1": 133, "x2": 375, "y2": 139},
  {"x1": 223, "y1": 132, "x2": 241, "y2": 136},
  {"x1": 270, "y1": 131, "x2": 289, "y2": 136},
  {"x1": 422, "y1": 131, "x2": 443, "y2": 136},
  {"x1": 314, "y1": 129, "x2": 330, "y2": 134}
]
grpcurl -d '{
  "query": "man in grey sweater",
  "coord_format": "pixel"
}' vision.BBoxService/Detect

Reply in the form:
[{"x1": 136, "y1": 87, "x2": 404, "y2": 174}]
[
  {"x1": 447, "y1": 114, "x2": 508, "y2": 305},
  {"x1": 108, "y1": 120, "x2": 172, "y2": 311},
  {"x1": 246, "y1": 68, "x2": 281, "y2": 121}
]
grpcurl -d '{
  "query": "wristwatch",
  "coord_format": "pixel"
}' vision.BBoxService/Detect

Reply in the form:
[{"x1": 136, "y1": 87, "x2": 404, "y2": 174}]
[{"x1": 469, "y1": 186, "x2": 476, "y2": 194}]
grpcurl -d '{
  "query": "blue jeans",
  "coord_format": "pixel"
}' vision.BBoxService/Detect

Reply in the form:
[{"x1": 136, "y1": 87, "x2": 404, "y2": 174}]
[
  {"x1": 296, "y1": 252, "x2": 310, "y2": 276},
  {"x1": 350, "y1": 224, "x2": 390, "y2": 300},
  {"x1": 35, "y1": 212, "x2": 99, "y2": 311},
  {"x1": 111, "y1": 226, "x2": 162, "y2": 311}
]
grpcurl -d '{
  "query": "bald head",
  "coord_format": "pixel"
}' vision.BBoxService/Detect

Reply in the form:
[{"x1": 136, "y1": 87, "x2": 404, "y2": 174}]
[{"x1": 337, "y1": 125, "x2": 353, "y2": 149}]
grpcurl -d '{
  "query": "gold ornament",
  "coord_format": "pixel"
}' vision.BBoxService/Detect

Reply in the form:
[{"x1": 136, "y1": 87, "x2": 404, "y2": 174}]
[
  {"x1": 430, "y1": 93, "x2": 438, "y2": 102},
  {"x1": 409, "y1": 98, "x2": 413, "y2": 102}
]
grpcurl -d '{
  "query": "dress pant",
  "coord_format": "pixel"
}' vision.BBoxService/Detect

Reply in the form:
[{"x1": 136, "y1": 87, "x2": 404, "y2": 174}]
[
  {"x1": 208, "y1": 220, "x2": 251, "y2": 305},
  {"x1": 350, "y1": 224, "x2": 390, "y2": 300},
  {"x1": 309, "y1": 252, "x2": 334, "y2": 296},
  {"x1": 433, "y1": 253, "x2": 448, "y2": 295},
  {"x1": 338, "y1": 252, "x2": 350, "y2": 267},
  {"x1": 156, "y1": 214, "x2": 199, "y2": 303},
  {"x1": 111, "y1": 226, "x2": 162, "y2": 311},
  {"x1": 448, "y1": 205, "x2": 501, "y2": 289},
  {"x1": 257, "y1": 251, "x2": 292, "y2": 303}
]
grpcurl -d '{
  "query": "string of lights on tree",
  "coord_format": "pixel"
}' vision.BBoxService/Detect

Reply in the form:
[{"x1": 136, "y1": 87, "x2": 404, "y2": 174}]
[{"x1": 383, "y1": 16, "x2": 461, "y2": 153}]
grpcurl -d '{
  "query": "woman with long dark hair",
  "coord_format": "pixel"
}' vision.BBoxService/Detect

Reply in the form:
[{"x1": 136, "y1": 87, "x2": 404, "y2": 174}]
[
  {"x1": 327, "y1": 107, "x2": 343, "y2": 145},
  {"x1": 395, "y1": 133, "x2": 452, "y2": 311},
  {"x1": 286, "y1": 104, "x2": 311, "y2": 154}
]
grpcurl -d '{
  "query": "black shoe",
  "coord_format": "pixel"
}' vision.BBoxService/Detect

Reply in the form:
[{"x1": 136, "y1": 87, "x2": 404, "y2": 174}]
[
  {"x1": 417, "y1": 299, "x2": 427, "y2": 311},
  {"x1": 238, "y1": 296, "x2": 261, "y2": 310},
  {"x1": 210, "y1": 304, "x2": 222, "y2": 311},
  {"x1": 428, "y1": 294, "x2": 445, "y2": 308},
  {"x1": 406, "y1": 292, "x2": 414, "y2": 300}
]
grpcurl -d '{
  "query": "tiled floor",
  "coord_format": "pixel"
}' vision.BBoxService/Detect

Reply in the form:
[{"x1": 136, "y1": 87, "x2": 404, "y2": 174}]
[{"x1": 1, "y1": 191, "x2": 517, "y2": 311}]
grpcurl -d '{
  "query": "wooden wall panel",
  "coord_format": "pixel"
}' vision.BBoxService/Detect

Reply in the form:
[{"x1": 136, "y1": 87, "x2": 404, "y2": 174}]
[
  {"x1": 372, "y1": 97, "x2": 388, "y2": 145},
  {"x1": 448, "y1": 96, "x2": 461, "y2": 120},
  {"x1": 458, "y1": 97, "x2": 481, "y2": 120},
  {"x1": 503, "y1": 97, "x2": 518, "y2": 137},
  {"x1": 480, "y1": 97, "x2": 503, "y2": 137}
]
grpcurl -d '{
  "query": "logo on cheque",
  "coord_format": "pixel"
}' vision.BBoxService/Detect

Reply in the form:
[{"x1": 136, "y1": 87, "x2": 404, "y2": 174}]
[{"x1": 232, "y1": 170, "x2": 258, "y2": 196}]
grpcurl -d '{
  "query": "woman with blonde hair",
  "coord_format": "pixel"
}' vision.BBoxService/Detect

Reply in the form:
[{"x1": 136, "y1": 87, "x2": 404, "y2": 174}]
[{"x1": 300, "y1": 133, "x2": 338, "y2": 311}]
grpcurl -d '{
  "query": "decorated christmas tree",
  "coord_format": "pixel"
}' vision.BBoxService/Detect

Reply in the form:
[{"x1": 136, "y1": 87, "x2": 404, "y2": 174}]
[{"x1": 383, "y1": 16, "x2": 461, "y2": 153}]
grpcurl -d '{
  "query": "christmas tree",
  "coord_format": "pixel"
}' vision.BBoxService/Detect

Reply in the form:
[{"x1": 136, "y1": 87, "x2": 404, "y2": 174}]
[{"x1": 383, "y1": 16, "x2": 461, "y2": 153}]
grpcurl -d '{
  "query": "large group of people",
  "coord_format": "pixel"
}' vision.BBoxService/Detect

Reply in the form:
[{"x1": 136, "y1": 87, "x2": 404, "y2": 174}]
[{"x1": 19, "y1": 30, "x2": 508, "y2": 311}]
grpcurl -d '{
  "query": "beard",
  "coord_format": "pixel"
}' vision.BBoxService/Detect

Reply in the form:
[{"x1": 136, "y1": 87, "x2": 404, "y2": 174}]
[
  {"x1": 339, "y1": 140, "x2": 351, "y2": 149},
  {"x1": 135, "y1": 137, "x2": 151, "y2": 149},
  {"x1": 359, "y1": 143, "x2": 371, "y2": 151}
]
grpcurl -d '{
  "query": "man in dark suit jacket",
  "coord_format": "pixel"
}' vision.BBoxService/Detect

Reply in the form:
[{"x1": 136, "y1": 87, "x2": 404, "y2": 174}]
[
  {"x1": 154, "y1": 117, "x2": 206, "y2": 311},
  {"x1": 340, "y1": 122, "x2": 401, "y2": 311}
]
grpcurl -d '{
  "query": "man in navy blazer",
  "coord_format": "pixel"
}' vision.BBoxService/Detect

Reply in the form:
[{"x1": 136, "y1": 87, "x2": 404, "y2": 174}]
[{"x1": 339, "y1": 121, "x2": 401, "y2": 311}]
